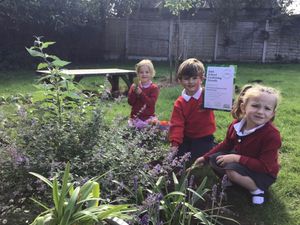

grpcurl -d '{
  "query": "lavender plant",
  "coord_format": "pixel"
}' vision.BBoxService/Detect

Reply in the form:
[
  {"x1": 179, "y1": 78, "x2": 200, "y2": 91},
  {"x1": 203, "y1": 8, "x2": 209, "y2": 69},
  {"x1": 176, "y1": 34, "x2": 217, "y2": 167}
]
[
  {"x1": 123, "y1": 149, "x2": 239, "y2": 225},
  {"x1": 209, "y1": 175, "x2": 239, "y2": 225},
  {"x1": 112, "y1": 150, "x2": 214, "y2": 225}
]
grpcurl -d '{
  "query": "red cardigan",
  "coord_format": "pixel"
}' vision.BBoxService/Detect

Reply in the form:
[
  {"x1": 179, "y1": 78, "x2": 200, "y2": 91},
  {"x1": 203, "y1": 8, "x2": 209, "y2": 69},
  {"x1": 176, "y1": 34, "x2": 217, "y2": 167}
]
[
  {"x1": 169, "y1": 93, "x2": 216, "y2": 146},
  {"x1": 203, "y1": 120, "x2": 281, "y2": 177},
  {"x1": 128, "y1": 83, "x2": 159, "y2": 121}
]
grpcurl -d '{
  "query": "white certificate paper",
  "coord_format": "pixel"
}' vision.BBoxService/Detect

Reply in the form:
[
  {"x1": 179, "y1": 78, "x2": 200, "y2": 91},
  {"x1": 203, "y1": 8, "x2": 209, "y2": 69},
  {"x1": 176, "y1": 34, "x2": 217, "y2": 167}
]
[{"x1": 204, "y1": 65, "x2": 236, "y2": 111}]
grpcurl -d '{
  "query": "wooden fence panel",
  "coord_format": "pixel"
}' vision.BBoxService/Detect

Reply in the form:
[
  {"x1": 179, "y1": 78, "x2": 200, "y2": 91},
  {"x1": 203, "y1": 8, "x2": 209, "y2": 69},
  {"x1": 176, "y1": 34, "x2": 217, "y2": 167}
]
[{"x1": 104, "y1": 17, "x2": 300, "y2": 63}]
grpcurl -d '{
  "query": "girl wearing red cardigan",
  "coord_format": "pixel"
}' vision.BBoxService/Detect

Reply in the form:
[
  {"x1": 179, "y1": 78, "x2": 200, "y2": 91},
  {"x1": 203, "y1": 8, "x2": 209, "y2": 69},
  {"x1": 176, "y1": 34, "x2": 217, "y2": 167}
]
[
  {"x1": 194, "y1": 84, "x2": 282, "y2": 205},
  {"x1": 128, "y1": 59, "x2": 159, "y2": 128}
]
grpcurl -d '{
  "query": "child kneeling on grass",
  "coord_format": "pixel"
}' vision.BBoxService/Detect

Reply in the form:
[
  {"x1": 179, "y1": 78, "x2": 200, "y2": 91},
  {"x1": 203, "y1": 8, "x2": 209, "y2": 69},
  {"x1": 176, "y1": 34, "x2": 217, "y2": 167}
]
[
  {"x1": 194, "y1": 84, "x2": 282, "y2": 205},
  {"x1": 128, "y1": 59, "x2": 160, "y2": 129}
]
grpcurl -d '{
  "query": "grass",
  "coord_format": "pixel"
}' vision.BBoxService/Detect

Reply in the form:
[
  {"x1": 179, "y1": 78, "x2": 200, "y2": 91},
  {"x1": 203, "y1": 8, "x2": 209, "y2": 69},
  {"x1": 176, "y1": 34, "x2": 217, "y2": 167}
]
[{"x1": 0, "y1": 62, "x2": 300, "y2": 225}]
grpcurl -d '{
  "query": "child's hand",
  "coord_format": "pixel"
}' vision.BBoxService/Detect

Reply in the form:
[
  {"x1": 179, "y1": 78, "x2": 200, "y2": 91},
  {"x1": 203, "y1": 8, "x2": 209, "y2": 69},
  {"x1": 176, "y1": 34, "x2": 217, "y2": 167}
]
[
  {"x1": 194, "y1": 156, "x2": 205, "y2": 167},
  {"x1": 170, "y1": 146, "x2": 178, "y2": 152},
  {"x1": 216, "y1": 154, "x2": 240, "y2": 167},
  {"x1": 135, "y1": 87, "x2": 142, "y2": 95},
  {"x1": 186, "y1": 157, "x2": 205, "y2": 173}
]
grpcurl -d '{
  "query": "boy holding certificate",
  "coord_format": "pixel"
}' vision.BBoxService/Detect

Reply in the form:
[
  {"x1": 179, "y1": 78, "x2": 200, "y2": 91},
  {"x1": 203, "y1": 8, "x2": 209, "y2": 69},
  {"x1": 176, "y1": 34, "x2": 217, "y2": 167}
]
[{"x1": 169, "y1": 58, "x2": 216, "y2": 162}]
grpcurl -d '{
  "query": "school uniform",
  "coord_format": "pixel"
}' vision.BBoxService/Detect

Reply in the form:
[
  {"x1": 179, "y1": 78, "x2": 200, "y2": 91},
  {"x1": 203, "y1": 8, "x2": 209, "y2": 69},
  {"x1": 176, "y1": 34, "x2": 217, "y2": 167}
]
[
  {"x1": 128, "y1": 82, "x2": 159, "y2": 128},
  {"x1": 169, "y1": 87, "x2": 216, "y2": 160},
  {"x1": 204, "y1": 119, "x2": 281, "y2": 191}
]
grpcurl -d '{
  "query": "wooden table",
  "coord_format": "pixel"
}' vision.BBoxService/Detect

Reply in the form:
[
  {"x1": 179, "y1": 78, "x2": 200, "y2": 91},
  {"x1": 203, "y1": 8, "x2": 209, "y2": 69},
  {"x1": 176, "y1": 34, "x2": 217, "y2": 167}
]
[{"x1": 37, "y1": 68, "x2": 136, "y2": 96}]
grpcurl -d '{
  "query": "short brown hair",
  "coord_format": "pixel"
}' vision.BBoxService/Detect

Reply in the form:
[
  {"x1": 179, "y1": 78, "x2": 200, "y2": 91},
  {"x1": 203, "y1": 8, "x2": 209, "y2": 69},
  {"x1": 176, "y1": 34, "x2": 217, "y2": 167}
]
[{"x1": 177, "y1": 58, "x2": 205, "y2": 80}]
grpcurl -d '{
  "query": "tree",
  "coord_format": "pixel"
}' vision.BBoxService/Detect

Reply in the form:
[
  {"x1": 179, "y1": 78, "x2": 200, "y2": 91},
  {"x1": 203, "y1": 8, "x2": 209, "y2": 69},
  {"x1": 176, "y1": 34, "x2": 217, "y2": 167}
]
[
  {"x1": 0, "y1": 0, "x2": 141, "y2": 32},
  {"x1": 164, "y1": 0, "x2": 206, "y2": 82}
]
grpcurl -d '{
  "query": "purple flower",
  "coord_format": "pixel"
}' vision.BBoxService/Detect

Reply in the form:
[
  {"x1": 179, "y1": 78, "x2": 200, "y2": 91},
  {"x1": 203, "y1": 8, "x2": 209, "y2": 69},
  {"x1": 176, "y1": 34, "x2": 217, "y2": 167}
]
[
  {"x1": 133, "y1": 175, "x2": 138, "y2": 194},
  {"x1": 221, "y1": 174, "x2": 232, "y2": 190},
  {"x1": 189, "y1": 175, "x2": 195, "y2": 188},
  {"x1": 150, "y1": 164, "x2": 162, "y2": 176},
  {"x1": 142, "y1": 193, "x2": 163, "y2": 210},
  {"x1": 17, "y1": 106, "x2": 27, "y2": 118},
  {"x1": 143, "y1": 164, "x2": 150, "y2": 170},
  {"x1": 139, "y1": 213, "x2": 149, "y2": 225},
  {"x1": 8, "y1": 146, "x2": 29, "y2": 168},
  {"x1": 166, "y1": 150, "x2": 177, "y2": 163},
  {"x1": 179, "y1": 152, "x2": 191, "y2": 163},
  {"x1": 211, "y1": 184, "x2": 218, "y2": 202}
]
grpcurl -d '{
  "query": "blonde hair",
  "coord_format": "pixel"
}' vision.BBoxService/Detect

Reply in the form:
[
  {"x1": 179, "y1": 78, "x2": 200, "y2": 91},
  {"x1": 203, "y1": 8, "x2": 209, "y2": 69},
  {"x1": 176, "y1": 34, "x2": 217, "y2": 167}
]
[
  {"x1": 231, "y1": 84, "x2": 281, "y2": 121},
  {"x1": 177, "y1": 58, "x2": 205, "y2": 80},
  {"x1": 135, "y1": 59, "x2": 156, "y2": 77}
]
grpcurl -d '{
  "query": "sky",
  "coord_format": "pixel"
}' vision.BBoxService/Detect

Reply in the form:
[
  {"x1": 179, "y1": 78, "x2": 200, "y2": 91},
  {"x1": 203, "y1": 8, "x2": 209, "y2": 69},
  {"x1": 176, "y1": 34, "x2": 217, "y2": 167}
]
[{"x1": 289, "y1": 0, "x2": 300, "y2": 14}]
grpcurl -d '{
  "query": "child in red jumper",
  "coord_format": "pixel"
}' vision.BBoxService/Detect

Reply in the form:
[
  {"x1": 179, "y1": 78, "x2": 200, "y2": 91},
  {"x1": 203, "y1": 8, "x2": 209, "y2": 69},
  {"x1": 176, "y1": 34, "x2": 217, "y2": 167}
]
[
  {"x1": 194, "y1": 84, "x2": 282, "y2": 205},
  {"x1": 128, "y1": 59, "x2": 159, "y2": 128},
  {"x1": 169, "y1": 58, "x2": 216, "y2": 161}
]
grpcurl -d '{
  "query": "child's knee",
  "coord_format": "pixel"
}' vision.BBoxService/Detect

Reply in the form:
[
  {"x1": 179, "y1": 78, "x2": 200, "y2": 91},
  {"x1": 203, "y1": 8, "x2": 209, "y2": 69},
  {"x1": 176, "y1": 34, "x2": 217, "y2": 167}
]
[{"x1": 226, "y1": 170, "x2": 240, "y2": 182}]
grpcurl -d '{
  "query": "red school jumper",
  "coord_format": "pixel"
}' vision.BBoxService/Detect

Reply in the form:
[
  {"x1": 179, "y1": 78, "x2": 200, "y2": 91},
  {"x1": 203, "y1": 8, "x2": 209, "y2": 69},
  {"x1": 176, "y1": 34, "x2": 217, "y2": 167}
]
[
  {"x1": 203, "y1": 120, "x2": 281, "y2": 177},
  {"x1": 169, "y1": 91, "x2": 216, "y2": 147},
  {"x1": 128, "y1": 83, "x2": 159, "y2": 121}
]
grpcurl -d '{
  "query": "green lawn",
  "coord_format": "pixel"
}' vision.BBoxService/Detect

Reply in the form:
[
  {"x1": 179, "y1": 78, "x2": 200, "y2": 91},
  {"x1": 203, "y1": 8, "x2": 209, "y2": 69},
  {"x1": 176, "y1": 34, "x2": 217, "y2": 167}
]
[{"x1": 1, "y1": 62, "x2": 300, "y2": 224}]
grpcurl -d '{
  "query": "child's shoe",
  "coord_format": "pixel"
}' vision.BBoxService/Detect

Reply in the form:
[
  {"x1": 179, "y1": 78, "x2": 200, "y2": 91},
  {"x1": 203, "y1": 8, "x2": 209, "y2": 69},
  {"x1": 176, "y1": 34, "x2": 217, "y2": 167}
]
[{"x1": 250, "y1": 189, "x2": 265, "y2": 205}]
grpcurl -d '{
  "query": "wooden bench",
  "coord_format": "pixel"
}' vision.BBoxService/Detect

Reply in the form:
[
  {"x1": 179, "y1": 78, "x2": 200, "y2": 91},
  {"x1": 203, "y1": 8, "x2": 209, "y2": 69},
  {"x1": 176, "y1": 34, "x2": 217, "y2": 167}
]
[{"x1": 37, "y1": 68, "x2": 136, "y2": 96}]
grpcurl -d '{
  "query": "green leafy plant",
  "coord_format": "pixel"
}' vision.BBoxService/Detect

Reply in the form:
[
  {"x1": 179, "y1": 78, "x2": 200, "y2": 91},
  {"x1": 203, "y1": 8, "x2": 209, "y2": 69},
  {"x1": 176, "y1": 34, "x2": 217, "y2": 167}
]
[
  {"x1": 29, "y1": 162, "x2": 136, "y2": 225},
  {"x1": 140, "y1": 171, "x2": 207, "y2": 225},
  {"x1": 25, "y1": 36, "x2": 90, "y2": 125},
  {"x1": 116, "y1": 150, "x2": 238, "y2": 225}
]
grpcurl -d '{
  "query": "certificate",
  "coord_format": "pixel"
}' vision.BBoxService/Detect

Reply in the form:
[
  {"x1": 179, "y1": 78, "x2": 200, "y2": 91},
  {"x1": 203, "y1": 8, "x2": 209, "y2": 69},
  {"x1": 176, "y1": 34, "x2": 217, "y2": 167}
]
[{"x1": 204, "y1": 65, "x2": 236, "y2": 111}]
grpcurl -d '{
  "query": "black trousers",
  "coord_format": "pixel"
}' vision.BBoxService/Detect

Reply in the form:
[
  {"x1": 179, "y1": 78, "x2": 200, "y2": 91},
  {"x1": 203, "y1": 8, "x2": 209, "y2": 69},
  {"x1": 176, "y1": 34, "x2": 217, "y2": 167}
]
[{"x1": 177, "y1": 135, "x2": 215, "y2": 163}]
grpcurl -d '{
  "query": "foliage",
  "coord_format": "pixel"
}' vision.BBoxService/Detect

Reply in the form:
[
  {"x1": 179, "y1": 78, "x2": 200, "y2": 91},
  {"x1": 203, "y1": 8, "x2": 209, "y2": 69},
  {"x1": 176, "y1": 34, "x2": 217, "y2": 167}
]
[
  {"x1": 30, "y1": 162, "x2": 136, "y2": 225},
  {"x1": 164, "y1": 0, "x2": 206, "y2": 16},
  {"x1": 114, "y1": 150, "x2": 238, "y2": 225},
  {"x1": 0, "y1": 37, "x2": 168, "y2": 224},
  {"x1": 0, "y1": 0, "x2": 140, "y2": 32},
  {"x1": 1, "y1": 60, "x2": 300, "y2": 225},
  {"x1": 163, "y1": 0, "x2": 207, "y2": 82},
  {"x1": 206, "y1": 0, "x2": 294, "y2": 25}
]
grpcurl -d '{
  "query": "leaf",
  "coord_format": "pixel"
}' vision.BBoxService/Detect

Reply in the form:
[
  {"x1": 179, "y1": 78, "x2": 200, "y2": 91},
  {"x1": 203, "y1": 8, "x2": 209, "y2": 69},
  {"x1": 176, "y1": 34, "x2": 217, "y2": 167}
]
[
  {"x1": 210, "y1": 214, "x2": 239, "y2": 224},
  {"x1": 25, "y1": 47, "x2": 45, "y2": 58},
  {"x1": 70, "y1": 210, "x2": 99, "y2": 224},
  {"x1": 52, "y1": 178, "x2": 60, "y2": 214},
  {"x1": 37, "y1": 62, "x2": 49, "y2": 70},
  {"x1": 41, "y1": 41, "x2": 56, "y2": 49},
  {"x1": 30, "y1": 197, "x2": 50, "y2": 210},
  {"x1": 192, "y1": 177, "x2": 209, "y2": 204},
  {"x1": 35, "y1": 216, "x2": 45, "y2": 225},
  {"x1": 52, "y1": 59, "x2": 71, "y2": 67},
  {"x1": 133, "y1": 77, "x2": 139, "y2": 85},
  {"x1": 29, "y1": 172, "x2": 53, "y2": 188},
  {"x1": 164, "y1": 191, "x2": 186, "y2": 199},
  {"x1": 91, "y1": 182, "x2": 100, "y2": 207},
  {"x1": 46, "y1": 55, "x2": 60, "y2": 60},
  {"x1": 155, "y1": 176, "x2": 164, "y2": 188},
  {"x1": 60, "y1": 186, "x2": 80, "y2": 225},
  {"x1": 112, "y1": 180, "x2": 134, "y2": 197},
  {"x1": 186, "y1": 188, "x2": 205, "y2": 204},
  {"x1": 57, "y1": 162, "x2": 71, "y2": 219},
  {"x1": 193, "y1": 211, "x2": 212, "y2": 224},
  {"x1": 172, "y1": 172, "x2": 179, "y2": 191}
]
